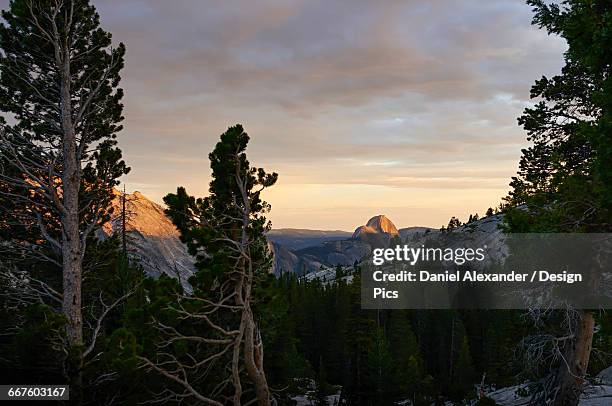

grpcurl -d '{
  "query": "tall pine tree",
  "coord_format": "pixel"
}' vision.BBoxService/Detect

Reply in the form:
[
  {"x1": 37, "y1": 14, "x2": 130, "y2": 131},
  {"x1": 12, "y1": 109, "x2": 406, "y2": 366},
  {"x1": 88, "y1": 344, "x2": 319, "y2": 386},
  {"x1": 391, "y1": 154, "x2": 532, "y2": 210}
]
[
  {"x1": 0, "y1": 0, "x2": 128, "y2": 391},
  {"x1": 143, "y1": 125, "x2": 277, "y2": 405}
]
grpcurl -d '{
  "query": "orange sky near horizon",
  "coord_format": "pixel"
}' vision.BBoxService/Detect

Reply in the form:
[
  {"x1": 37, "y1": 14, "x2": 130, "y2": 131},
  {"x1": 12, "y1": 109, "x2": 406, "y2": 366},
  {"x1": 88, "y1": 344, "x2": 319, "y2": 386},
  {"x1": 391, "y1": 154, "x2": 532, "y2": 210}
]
[{"x1": 0, "y1": 0, "x2": 568, "y2": 231}]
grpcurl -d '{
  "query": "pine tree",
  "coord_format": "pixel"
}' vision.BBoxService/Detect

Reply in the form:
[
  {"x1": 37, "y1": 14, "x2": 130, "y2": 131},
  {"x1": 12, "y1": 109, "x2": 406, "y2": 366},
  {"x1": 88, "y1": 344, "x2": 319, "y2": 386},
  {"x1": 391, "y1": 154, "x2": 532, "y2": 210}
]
[
  {"x1": 142, "y1": 125, "x2": 277, "y2": 405},
  {"x1": 387, "y1": 311, "x2": 425, "y2": 401},
  {"x1": 504, "y1": 1, "x2": 612, "y2": 404},
  {"x1": 367, "y1": 327, "x2": 393, "y2": 402},
  {"x1": 452, "y1": 335, "x2": 475, "y2": 400},
  {"x1": 0, "y1": 0, "x2": 128, "y2": 392},
  {"x1": 446, "y1": 216, "x2": 461, "y2": 230}
]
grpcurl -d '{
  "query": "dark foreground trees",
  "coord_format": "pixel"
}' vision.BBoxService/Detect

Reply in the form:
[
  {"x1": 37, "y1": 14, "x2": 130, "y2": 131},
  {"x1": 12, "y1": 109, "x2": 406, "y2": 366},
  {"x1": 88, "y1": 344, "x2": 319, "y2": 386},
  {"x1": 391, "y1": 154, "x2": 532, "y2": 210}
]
[
  {"x1": 140, "y1": 125, "x2": 278, "y2": 405},
  {"x1": 505, "y1": 1, "x2": 612, "y2": 404},
  {"x1": 0, "y1": 0, "x2": 128, "y2": 395}
]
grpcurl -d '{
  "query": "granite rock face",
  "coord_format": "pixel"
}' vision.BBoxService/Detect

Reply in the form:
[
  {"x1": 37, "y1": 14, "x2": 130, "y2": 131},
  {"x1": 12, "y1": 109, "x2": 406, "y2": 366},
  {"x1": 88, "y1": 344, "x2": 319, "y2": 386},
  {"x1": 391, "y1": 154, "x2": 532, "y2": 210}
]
[
  {"x1": 297, "y1": 239, "x2": 372, "y2": 267},
  {"x1": 268, "y1": 241, "x2": 325, "y2": 277},
  {"x1": 100, "y1": 190, "x2": 196, "y2": 290},
  {"x1": 597, "y1": 365, "x2": 612, "y2": 385},
  {"x1": 352, "y1": 215, "x2": 401, "y2": 248},
  {"x1": 97, "y1": 196, "x2": 507, "y2": 281},
  {"x1": 270, "y1": 215, "x2": 401, "y2": 274}
]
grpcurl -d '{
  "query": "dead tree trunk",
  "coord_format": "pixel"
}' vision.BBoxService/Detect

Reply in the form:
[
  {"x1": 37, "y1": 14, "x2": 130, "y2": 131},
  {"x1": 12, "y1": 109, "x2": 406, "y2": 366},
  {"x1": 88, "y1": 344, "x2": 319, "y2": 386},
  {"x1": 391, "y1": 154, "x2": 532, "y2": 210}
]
[{"x1": 552, "y1": 310, "x2": 595, "y2": 406}]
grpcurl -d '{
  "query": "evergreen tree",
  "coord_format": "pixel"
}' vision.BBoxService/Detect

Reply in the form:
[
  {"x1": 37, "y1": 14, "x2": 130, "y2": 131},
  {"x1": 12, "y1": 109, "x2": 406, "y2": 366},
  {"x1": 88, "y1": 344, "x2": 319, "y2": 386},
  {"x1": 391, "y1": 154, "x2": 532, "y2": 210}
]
[
  {"x1": 367, "y1": 327, "x2": 393, "y2": 402},
  {"x1": 387, "y1": 311, "x2": 427, "y2": 403},
  {"x1": 141, "y1": 125, "x2": 277, "y2": 405},
  {"x1": 0, "y1": 0, "x2": 128, "y2": 392},
  {"x1": 446, "y1": 216, "x2": 462, "y2": 230},
  {"x1": 257, "y1": 274, "x2": 311, "y2": 392},
  {"x1": 504, "y1": 1, "x2": 612, "y2": 404},
  {"x1": 0, "y1": 234, "x2": 146, "y2": 403},
  {"x1": 451, "y1": 335, "x2": 476, "y2": 400}
]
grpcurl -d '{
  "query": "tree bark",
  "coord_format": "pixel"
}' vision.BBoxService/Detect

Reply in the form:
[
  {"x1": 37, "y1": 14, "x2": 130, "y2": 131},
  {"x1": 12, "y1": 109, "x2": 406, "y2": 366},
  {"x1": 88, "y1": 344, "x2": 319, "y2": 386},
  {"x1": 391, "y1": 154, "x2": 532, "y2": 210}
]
[
  {"x1": 243, "y1": 305, "x2": 271, "y2": 406},
  {"x1": 552, "y1": 310, "x2": 595, "y2": 406},
  {"x1": 58, "y1": 42, "x2": 83, "y2": 392},
  {"x1": 237, "y1": 168, "x2": 271, "y2": 406}
]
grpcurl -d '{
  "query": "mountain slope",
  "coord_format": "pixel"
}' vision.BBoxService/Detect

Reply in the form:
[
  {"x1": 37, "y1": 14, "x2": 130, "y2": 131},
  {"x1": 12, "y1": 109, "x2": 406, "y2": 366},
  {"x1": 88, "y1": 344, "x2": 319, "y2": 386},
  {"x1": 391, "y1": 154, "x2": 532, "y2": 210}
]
[
  {"x1": 271, "y1": 215, "x2": 401, "y2": 274},
  {"x1": 399, "y1": 226, "x2": 434, "y2": 240},
  {"x1": 97, "y1": 195, "x2": 506, "y2": 282},
  {"x1": 101, "y1": 190, "x2": 196, "y2": 290},
  {"x1": 295, "y1": 239, "x2": 371, "y2": 267},
  {"x1": 352, "y1": 214, "x2": 400, "y2": 248},
  {"x1": 364, "y1": 214, "x2": 400, "y2": 236},
  {"x1": 268, "y1": 241, "x2": 325, "y2": 277}
]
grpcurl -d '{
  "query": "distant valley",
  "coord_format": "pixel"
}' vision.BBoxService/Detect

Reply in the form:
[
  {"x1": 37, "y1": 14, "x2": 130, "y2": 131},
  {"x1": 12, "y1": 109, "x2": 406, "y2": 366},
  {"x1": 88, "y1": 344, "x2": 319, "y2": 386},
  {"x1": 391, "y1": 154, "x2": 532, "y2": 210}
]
[
  {"x1": 110, "y1": 190, "x2": 505, "y2": 284},
  {"x1": 266, "y1": 229, "x2": 352, "y2": 250}
]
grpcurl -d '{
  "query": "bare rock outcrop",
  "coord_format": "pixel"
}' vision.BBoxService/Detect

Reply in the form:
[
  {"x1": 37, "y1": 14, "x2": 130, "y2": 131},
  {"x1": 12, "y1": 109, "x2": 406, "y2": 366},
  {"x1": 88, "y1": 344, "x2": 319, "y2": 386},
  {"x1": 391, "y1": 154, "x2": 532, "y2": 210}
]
[
  {"x1": 100, "y1": 190, "x2": 196, "y2": 290},
  {"x1": 352, "y1": 215, "x2": 400, "y2": 248}
]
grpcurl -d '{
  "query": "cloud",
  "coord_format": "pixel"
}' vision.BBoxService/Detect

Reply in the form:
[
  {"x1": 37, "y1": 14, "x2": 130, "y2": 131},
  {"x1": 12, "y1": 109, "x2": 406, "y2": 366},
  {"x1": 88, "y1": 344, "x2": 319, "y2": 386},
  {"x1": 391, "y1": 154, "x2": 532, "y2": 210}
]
[{"x1": 0, "y1": 0, "x2": 567, "y2": 229}]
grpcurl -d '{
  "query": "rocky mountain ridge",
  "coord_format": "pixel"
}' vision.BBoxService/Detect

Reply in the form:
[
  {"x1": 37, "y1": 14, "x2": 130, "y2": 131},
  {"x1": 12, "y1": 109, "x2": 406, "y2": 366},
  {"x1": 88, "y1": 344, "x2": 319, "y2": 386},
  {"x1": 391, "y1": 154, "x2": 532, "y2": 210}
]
[
  {"x1": 100, "y1": 190, "x2": 506, "y2": 279},
  {"x1": 100, "y1": 190, "x2": 196, "y2": 290},
  {"x1": 272, "y1": 213, "x2": 507, "y2": 275},
  {"x1": 352, "y1": 214, "x2": 401, "y2": 248},
  {"x1": 353, "y1": 214, "x2": 400, "y2": 237}
]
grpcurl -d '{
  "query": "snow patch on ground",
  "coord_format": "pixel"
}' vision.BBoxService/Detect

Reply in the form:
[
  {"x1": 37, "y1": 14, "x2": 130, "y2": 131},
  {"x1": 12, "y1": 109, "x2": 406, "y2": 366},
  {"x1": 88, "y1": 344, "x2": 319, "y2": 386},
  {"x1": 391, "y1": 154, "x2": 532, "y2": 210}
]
[
  {"x1": 486, "y1": 383, "x2": 612, "y2": 406},
  {"x1": 291, "y1": 393, "x2": 340, "y2": 406}
]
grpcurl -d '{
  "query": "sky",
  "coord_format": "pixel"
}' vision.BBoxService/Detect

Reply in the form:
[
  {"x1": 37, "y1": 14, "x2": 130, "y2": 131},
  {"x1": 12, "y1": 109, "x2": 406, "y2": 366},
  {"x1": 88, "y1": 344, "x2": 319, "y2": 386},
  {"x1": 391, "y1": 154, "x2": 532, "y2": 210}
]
[{"x1": 2, "y1": 0, "x2": 567, "y2": 231}]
